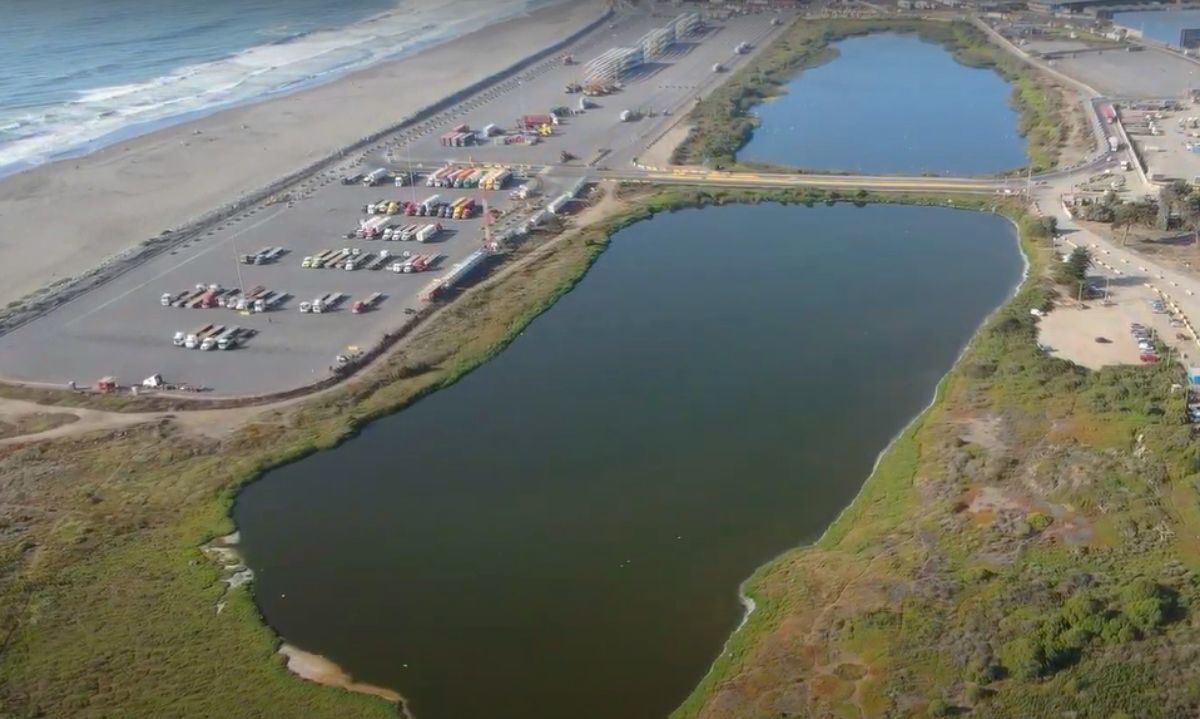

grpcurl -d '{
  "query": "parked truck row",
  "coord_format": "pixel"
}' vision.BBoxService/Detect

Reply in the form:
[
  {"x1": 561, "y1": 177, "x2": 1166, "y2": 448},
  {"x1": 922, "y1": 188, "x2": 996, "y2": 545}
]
[
  {"x1": 301, "y1": 246, "x2": 443, "y2": 272},
  {"x1": 239, "y1": 246, "x2": 286, "y2": 265},
  {"x1": 363, "y1": 195, "x2": 477, "y2": 219},
  {"x1": 161, "y1": 284, "x2": 286, "y2": 312},
  {"x1": 171, "y1": 324, "x2": 256, "y2": 350},
  {"x1": 390, "y1": 252, "x2": 442, "y2": 274},
  {"x1": 424, "y1": 165, "x2": 511, "y2": 190},
  {"x1": 343, "y1": 168, "x2": 414, "y2": 187},
  {"x1": 298, "y1": 292, "x2": 348, "y2": 314},
  {"x1": 351, "y1": 219, "x2": 446, "y2": 241}
]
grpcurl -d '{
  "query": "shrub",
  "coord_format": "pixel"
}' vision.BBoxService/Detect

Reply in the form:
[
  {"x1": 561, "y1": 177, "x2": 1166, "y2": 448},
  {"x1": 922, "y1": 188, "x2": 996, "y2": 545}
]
[
  {"x1": 1100, "y1": 614, "x2": 1137, "y2": 644},
  {"x1": 1124, "y1": 598, "x2": 1165, "y2": 631},
  {"x1": 1119, "y1": 578, "x2": 1173, "y2": 631},
  {"x1": 1027, "y1": 512, "x2": 1053, "y2": 532},
  {"x1": 1000, "y1": 636, "x2": 1046, "y2": 680}
]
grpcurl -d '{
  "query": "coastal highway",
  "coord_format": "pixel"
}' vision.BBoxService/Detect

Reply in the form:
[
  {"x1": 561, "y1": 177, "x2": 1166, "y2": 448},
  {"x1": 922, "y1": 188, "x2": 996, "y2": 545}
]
[{"x1": 610, "y1": 168, "x2": 1020, "y2": 194}]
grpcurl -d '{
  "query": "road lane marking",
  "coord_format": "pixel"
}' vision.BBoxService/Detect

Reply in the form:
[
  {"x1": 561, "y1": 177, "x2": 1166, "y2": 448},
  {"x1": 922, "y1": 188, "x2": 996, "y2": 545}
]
[{"x1": 64, "y1": 205, "x2": 290, "y2": 328}]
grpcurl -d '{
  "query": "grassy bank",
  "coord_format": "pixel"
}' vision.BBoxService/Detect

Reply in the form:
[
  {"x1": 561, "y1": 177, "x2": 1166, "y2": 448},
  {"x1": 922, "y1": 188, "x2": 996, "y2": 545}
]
[
  {"x1": 672, "y1": 18, "x2": 1082, "y2": 173},
  {"x1": 671, "y1": 201, "x2": 1200, "y2": 717}
]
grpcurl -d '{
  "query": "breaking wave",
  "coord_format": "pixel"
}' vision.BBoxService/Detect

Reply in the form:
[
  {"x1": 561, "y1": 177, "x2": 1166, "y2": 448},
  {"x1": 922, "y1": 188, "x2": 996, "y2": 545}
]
[{"x1": 0, "y1": 0, "x2": 565, "y2": 175}]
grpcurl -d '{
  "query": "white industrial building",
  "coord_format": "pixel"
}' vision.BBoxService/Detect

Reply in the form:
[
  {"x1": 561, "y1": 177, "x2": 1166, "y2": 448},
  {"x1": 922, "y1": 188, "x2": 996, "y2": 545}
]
[
  {"x1": 583, "y1": 12, "x2": 703, "y2": 83},
  {"x1": 583, "y1": 46, "x2": 645, "y2": 83}
]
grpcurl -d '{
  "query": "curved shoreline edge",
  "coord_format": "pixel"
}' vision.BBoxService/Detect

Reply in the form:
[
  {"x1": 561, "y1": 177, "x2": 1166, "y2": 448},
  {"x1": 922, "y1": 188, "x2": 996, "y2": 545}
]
[
  {"x1": 226, "y1": 188, "x2": 1032, "y2": 718},
  {"x1": 279, "y1": 644, "x2": 408, "y2": 708},
  {"x1": 689, "y1": 210, "x2": 1031, "y2": 717},
  {"x1": 674, "y1": 17, "x2": 1085, "y2": 177}
]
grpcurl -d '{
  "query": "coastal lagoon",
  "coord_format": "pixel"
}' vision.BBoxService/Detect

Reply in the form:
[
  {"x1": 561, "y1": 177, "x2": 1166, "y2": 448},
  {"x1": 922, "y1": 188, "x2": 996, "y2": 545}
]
[
  {"x1": 235, "y1": 203, "x2": 1024, "y2": 719},
  {"x1": 740, "y1": 33, "x2": 1026, "y2": 174}
]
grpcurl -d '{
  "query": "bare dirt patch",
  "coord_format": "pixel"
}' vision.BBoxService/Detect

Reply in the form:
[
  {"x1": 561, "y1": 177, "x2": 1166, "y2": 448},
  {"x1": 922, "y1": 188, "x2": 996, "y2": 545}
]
[
  {"x1": 0, "y1": 412, "x2": 77, "y2": 440},
  {"x1": 1036, "y1": 288, "x2": 1185, "y2": 369}
]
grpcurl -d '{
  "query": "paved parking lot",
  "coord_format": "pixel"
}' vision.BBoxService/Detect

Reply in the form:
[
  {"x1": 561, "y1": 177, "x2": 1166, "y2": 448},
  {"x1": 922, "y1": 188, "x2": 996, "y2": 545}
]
[
  {"x1": 0, "y1": 12, "x2": 789, "y2": 396},
  {"x1": 0, "y1": 179, "x2": 532, "y2": 395},
  {"x1": 387, "y1": 13, "x2": 784, "y2": 169},
  {"x1": 1054, "y1": 47, "x2": 1199, "y2": 97}
]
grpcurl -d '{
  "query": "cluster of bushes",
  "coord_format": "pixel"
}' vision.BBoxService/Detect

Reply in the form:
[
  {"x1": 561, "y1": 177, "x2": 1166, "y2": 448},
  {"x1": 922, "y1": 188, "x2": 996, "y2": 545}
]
[{"x1": 1000, "y1": 580, "x2": 1178, "y2": 680}]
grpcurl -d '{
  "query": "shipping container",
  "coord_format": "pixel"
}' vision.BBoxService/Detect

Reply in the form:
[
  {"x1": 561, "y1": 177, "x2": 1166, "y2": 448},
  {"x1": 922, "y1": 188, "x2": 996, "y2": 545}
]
[{"x1": 519, "y1": 113, "x2": 555, "y2": 129}]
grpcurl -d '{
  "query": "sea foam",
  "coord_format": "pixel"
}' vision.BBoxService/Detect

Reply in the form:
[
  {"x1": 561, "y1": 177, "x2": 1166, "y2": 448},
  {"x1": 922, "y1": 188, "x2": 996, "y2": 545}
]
[{"x1": 0, "y1": 0, "x2": 564, "y2": 175}]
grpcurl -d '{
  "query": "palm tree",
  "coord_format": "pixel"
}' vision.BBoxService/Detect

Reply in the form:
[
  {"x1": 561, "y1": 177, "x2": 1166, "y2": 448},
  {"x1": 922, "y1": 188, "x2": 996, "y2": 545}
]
[{"x1": 1113, "y1": 203, "x2": 1139, "y2": 246}]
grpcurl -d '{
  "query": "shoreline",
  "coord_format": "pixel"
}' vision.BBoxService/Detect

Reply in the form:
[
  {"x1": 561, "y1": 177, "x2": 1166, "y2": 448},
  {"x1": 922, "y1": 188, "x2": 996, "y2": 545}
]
[
  {"x1": 0, "y1": 3, "x2": 574, "y2": 181},
  {"x1": 673, "y1": 17, "x2": 1087, "y2": 174},
  {"x1": 670, "y1": 205, "x2": 1031, "y2": 719},
  {"x1": 0, "y1": 0, "x2": 609, "y2": 318},
  {"x1": 279, "y1": 644, "x2": 407, "y2": 709}
]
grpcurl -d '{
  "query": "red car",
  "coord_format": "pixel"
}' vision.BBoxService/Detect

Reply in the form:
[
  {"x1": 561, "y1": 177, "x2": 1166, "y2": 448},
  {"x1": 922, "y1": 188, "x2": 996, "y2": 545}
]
[{"x1": 1140, "y1": 352, "x2": 1160, "y2": 363}]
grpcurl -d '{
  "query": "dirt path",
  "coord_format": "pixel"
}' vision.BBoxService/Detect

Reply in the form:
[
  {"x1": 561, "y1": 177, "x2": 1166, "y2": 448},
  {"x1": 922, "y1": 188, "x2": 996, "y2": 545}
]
[
  {"x1": 0, "y1": 398, "x2": 156, "y2": 446},
  {"x1": 0, "y1": 184, "x2": 629, "y2": 446},
  {"x1": 638, "y1": 121, "x2": 691, "y2": 170}
]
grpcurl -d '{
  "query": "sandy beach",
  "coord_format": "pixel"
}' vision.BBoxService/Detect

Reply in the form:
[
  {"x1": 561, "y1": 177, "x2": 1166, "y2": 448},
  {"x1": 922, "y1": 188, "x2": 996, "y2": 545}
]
[{"x1": 0, "y1": 0, "x2": 607, "y2": 309}]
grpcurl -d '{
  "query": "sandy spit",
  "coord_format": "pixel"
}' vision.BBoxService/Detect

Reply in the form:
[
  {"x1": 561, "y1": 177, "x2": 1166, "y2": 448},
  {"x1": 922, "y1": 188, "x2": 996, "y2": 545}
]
[{"x1": 279, "y1": 643, "x2": 406, "y2": 707}]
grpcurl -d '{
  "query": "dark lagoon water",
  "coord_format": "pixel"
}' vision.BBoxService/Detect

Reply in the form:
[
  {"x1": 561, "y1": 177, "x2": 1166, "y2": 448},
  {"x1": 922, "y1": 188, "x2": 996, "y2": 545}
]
[
  {"x1": 234, "y1": 203, "x2": 1023, "y2": 719},
  {"x1": 739, "y1": 33, "x2": 1027, "y2": 174}
]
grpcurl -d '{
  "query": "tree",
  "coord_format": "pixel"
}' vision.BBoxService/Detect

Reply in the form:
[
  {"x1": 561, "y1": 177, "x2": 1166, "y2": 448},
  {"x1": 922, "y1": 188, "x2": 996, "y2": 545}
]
[
  {"x1": 1039, "y1": 215, "x2": 1058, "y2": 238},
  {"x1": 1067, "y1": 247, "x2": 1092, "y2": 279},
  {"x1": 1056, "y1": 247, "x2": 1093, "y2": 295},
  {"x1": 1113, "y1": 202, "x2": 1140, "y2": 245}
]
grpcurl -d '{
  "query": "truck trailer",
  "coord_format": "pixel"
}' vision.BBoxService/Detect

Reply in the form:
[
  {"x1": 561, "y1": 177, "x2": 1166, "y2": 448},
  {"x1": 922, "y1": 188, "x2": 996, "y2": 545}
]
[{"x1": 352, "y1": 292, "x2": 384, "y2": 314}]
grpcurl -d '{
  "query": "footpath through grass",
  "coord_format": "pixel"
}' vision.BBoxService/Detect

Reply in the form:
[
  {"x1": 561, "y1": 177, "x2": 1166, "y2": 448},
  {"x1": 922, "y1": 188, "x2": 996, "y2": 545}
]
[{"x1": 673, "y1": 18, "x2": 1080, "y2": 173}]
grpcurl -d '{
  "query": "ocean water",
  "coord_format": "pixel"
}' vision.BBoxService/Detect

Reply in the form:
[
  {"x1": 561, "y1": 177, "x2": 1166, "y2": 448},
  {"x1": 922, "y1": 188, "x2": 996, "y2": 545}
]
[{"x1": 0, "y1": 0, "x2": 565, "y2": 175}]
